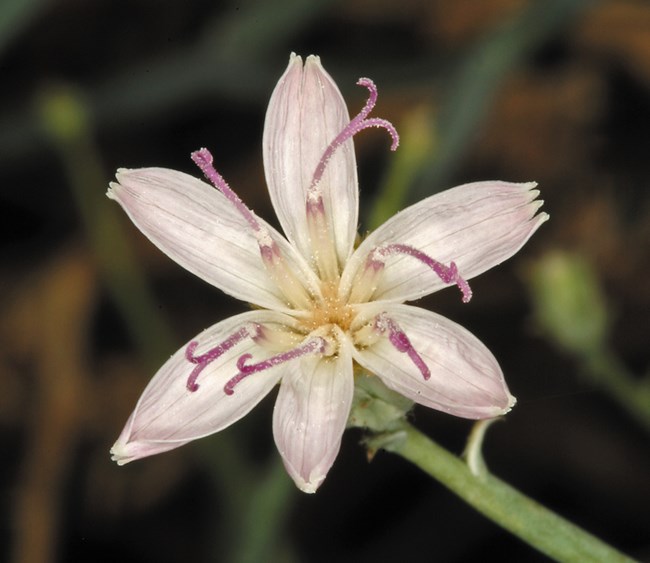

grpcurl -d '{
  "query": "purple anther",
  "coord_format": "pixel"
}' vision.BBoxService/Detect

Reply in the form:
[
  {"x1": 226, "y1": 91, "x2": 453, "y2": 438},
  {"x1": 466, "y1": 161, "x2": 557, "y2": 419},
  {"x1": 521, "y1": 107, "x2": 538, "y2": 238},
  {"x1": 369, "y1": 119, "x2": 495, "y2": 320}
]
[
  {"x1": 224, "y1": 337, "x2": 327, "y2": 395},
  {"x1": 306, "y1": 188, "x2": 326, "y2": 216},
  {"x1": 309, "y1": 77, "x2": 400, "y2": 191},
  {"x1": 376, "y1": 314, "x2": 430, "y2": 381},
  {"x1": 259, "y1": 240, "x2": 281, "y2": 263},
  {"x1": 362, "y1": 253, "x2": 386, "y2": 278},
  {"x1": 184, "y1": 325, "x2": 256, "y2": 392},
  {"x1": 375, "y1": 244, "x2": 473, "y2": 303},
  {"x1": 191, "y1": 148, "x2": 262, "y2": 234}
]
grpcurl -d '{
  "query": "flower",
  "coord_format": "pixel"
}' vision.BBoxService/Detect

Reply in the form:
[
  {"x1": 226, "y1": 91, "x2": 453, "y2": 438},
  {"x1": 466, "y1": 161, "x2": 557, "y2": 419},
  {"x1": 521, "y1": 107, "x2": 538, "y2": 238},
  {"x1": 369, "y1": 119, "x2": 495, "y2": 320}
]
[{"x1": 108, "y1": 53, "x2": 548, "y2": 493}]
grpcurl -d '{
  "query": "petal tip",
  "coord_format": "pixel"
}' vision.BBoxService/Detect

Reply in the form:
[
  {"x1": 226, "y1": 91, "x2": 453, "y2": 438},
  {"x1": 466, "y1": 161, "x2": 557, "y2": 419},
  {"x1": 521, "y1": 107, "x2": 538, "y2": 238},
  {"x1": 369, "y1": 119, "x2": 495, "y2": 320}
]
[
  {"x1": 279, "y1": 454, "x2": 327, "y2": 494},
  {"x1": 488, "y1": 387, "x2": 517, "y2": 418},
  {"x1": 109, "y1": 442, "x2": 133, "y2": 466},
  {"x1": 504, "y1": 392, "x2": 517, "y2": 413},
  {"x1": 297, "y1": 479, "x2": 321, "y2": 494},
  {"x1": 480, "y1": 391, "x2": 516, "y2": 418},
  {"x1": 114, "y1": 167, "x2": 132, "y2": 181},
  {"x1": 292, "y1": 470, "x2": 325, "y2": 494},
  {"x1": 106, "y1": 181, "x2": 120, "y2": 200},
  {"x1": 305, "y1": 54, "x2": 322, "y2": 67}
]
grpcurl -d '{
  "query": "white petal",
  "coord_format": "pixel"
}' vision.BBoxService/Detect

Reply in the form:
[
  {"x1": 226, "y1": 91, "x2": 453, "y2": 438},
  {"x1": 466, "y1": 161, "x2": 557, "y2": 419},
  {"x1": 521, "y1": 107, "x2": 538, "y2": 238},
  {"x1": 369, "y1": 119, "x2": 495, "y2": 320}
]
[
  {"x1": 353, "y1": 303, "x2": 515, "y2": 419},
  {"x1": 342, "y1": 181, "x2": 548, "y2": 302},
  {"x1": 110, "y1": 310, "x2": 293, "y2": 464},
  {"x1": 263, "y1": 54, "x2": 359, "y2": 266},
  {"x1": 272, "y1": 333, "x2": 354, "y2": 493},
  {"x1": 108, "y1": 167, "x2": 315, "y2": 311}
]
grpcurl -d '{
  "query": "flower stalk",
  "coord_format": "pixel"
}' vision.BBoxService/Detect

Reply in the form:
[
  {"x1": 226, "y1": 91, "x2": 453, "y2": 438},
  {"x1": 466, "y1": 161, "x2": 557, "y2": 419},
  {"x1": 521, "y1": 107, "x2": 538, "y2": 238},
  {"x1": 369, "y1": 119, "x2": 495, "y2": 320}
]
[{"x1": 366, "y1": 421, "x2": 635, "y2": 563}]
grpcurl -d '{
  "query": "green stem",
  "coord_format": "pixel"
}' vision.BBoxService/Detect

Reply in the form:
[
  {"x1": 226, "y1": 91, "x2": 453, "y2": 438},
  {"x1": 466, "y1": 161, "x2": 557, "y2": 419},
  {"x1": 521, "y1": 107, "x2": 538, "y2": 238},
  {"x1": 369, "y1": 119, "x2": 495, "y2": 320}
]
[
  {"x1": 370, "y1": 421, "x2": 635, "y2": 563},
  {"x1": 231, "y1": 456, "x2": 295, "y2": 563},
  {"x1": 199, "y1": 433, "x2": 296, "y2": 563}
]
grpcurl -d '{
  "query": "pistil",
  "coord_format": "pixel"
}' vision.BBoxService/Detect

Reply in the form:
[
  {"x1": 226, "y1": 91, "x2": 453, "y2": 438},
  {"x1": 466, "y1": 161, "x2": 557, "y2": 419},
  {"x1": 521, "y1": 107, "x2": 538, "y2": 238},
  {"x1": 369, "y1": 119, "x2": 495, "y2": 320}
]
[
  {"x1": 192, "y1": 148, "x2": 312, "y2": 309},
  {"x1": 192, "y1": 148, "x2": 262, "y2": 234},
  {"x1": 224, "y1": 337, "x2": 329, "y2": 395},
  {"x1": 304, "y1": 77, "x2": 399, "y2": 285},
  {"x1": 308, "y1": 78, "x2": 399, "y2": 192},
  {"x1": 185, "y1": 324, "x2": 261, "y2": 391},
  {"x1": 375, "y1": 313, "x2": 430, "y2": 380},
  {"x1": 362, "y1": 244, "x2": 473, "y2": 303}
]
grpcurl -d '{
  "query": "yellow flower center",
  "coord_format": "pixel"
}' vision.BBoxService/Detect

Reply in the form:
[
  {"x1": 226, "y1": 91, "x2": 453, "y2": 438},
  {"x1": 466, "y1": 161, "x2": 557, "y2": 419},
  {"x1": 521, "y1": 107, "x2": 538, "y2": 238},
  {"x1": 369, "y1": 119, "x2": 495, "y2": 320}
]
[{"x1": 299, "y1": 280, "x2": 354, "y2": 334}]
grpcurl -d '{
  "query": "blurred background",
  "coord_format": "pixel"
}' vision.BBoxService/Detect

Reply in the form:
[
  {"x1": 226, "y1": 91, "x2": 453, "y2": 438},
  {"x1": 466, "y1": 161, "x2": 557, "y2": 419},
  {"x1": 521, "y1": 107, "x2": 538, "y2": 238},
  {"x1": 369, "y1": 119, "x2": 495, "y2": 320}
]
[{"x1": 1, "y1": 0, "x2": 649, "y2": 561}]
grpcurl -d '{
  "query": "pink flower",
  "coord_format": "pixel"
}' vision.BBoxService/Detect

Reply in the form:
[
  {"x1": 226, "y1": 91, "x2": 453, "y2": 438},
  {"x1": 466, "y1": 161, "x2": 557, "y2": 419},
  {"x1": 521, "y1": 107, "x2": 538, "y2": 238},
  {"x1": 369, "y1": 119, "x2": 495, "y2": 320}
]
[{"x1": 109, "y1": 54, "x2": 548, "y2": 493}]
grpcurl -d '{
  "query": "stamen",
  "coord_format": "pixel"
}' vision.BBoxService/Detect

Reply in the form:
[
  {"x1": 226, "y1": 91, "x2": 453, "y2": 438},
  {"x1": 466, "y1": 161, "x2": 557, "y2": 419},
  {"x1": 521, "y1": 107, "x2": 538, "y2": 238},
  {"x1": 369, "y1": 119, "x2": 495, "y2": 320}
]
[
  {"x1": 259, "y1": 240, "x2": 314, "y2": 309},
  {"x1": 305, "y1": 189, "x2": 339, "y2": 281},
  {"x1": 309, "y1": 78, "x2": 400, "y2": 192},
  {"x1": 374, "y1": 244, "x2": 473, "y2": 303},
  {"x1": 224, "y1": 337, "x2": 328, "y2": 395},
  {"x1": 185, "y1": 324, "x2": 260, "y2": 392},
  {"x1": 347, "y1": 255, "x2": 385, "y2": 303},
  {"x1": 375, "y1": 313, "x2": 430, "y2": 381}
]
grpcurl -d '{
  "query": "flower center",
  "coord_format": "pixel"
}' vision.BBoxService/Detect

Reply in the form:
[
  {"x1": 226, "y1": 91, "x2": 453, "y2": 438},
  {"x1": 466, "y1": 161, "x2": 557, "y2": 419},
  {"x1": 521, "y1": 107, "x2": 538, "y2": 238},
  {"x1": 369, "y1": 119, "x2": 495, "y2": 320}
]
[{"x1": 299, "y1": 281, "x2": 355, "y2": 334}]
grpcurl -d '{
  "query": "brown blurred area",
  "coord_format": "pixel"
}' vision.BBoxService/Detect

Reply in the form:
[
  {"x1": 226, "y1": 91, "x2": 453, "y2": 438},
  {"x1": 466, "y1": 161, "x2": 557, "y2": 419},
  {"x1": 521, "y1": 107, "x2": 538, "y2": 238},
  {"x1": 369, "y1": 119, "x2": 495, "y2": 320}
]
[{"x1": 1, "y1": 1, "x2": 649, "y2": 562}]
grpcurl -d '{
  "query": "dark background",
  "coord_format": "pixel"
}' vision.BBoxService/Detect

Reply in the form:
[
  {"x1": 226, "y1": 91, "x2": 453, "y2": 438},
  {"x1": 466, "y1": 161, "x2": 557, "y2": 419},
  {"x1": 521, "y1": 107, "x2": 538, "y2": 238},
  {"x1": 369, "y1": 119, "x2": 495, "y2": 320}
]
[{"x1": 1, "y1": 1, "x2": 649, "y2": 562}]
